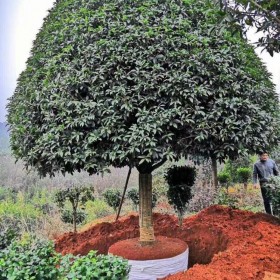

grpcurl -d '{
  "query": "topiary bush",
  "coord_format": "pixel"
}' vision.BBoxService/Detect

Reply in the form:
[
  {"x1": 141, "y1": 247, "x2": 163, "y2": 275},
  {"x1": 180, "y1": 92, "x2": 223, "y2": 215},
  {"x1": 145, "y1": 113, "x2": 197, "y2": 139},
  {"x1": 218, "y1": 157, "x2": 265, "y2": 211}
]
[
  {"x1": 217, "y1": 171, "x2": 231, "y2": 192},
  {"x1": 164, "y1": 166, "x2": 196, "y2": 225},
  {"x1": 236, "y1": 167, "x2": 251, "y2": 190},
  {"x1": 103, "y1": 189, "x2": 122, "y2": 214}
]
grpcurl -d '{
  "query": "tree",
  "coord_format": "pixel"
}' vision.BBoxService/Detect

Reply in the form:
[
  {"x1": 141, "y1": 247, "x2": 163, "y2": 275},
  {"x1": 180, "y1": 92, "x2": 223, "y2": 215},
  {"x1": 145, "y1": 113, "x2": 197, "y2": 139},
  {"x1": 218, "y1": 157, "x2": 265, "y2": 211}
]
[
  {"x1": 7, "y1": 0, "x2": 279, "y2": 244},
  {"x1": 165, "y1": 166, "x2": 196, "y2": 226},
  {"x1": 175, "y1": 35, "x2": 280, "y2": 189},
  {"x1": 54, "y1": 186, "x2": 94, "y2": 233},
  {"x1": 221, "y1": 0, "x2": 280, "y2": 56},
  {"x1": 236, "y1": 167, "x2": 251, "y2": 190},
  {"x1": 103, "y1": 189, "x2": 122, "y2": 214},
  {"x1": 127, "y1": 187, "x2": 158, "y2": 211},
  {"x1": 217, "y1": 171, "x2": 231, "y2": 192}
]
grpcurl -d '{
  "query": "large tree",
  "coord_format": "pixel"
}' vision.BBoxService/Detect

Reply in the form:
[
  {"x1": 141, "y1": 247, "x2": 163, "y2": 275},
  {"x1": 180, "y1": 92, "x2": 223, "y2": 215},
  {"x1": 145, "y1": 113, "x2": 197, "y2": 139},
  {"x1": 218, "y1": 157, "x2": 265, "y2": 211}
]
[
  {"x1": 8, "y1": 0, "x2": 279, "y2": 244},
  {"x1": 221, "y1": 0, "x2": 280, "y2": 56}
]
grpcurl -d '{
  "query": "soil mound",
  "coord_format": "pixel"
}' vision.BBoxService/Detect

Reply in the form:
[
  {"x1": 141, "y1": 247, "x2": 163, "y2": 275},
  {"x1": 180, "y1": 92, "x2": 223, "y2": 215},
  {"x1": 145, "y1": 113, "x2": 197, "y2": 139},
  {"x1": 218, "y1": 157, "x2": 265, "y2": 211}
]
[
  {"x1": 55, "y1": 205, "x2": 280, "y2": 280},
  {"x1": 109, "y1": 236, "x2": 188, "y2": 260}
]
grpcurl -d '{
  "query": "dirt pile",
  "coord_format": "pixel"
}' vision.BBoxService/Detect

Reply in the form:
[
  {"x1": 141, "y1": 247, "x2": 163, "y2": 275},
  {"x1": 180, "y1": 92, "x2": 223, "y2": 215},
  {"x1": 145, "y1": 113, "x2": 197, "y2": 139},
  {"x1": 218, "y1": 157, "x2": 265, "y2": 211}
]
[{"x1": 55, "y1": 205, "x2": 280, "y2": 280}]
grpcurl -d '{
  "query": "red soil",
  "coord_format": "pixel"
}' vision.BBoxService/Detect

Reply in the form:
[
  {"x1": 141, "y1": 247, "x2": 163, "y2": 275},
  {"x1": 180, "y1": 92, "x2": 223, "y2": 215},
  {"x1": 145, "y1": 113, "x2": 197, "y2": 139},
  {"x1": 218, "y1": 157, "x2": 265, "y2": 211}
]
[
  {"x1": 109, "y1": 236, "x2": 188, "y2": 260},
  {"x1": 55, "y1": 205, "x2": 280, "y2": 280}
]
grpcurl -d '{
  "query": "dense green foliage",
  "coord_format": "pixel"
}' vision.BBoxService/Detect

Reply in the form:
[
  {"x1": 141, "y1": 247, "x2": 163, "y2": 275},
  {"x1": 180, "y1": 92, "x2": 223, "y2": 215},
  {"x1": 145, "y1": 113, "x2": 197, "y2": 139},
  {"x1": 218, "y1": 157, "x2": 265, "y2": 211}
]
[
  {"x1": 217, "y1": 171, "x2": 231, "y2": 187},
  {"x1": 266, "y1": 176, "x2": 280, "y2": 217},
  {"x1": 7, "y1": 0, "x2": 279, "y2": 177},
  {"x1": 165, "y1": 166, "x2": 197, "y2": 187},
  {"x1": 54, "y1": 186, "x2": 94, "y2": 232},
  {"x1": 165, "y1": 166, "x2": 196, "y2": 225},
  {"x1": 221, "y1": 155, "x2": 256, "y2": 184},
  {"x1": 0, "y1": 239, "x2": 61, "y2": 280},
  {"x1": 61, "y1": 209, "x2": 86, "y2": 225},
  {"x1": 0, "y1": 238, "x2": 129, "y2": 280},
  {"x1": 222, "y1": 0, "x2": 280, "y2": 55},
  {"x1": 65, "y1": 251, "x2": 129, "y2": 279},
  {"x1": 236, "y1": 167, "x2": 251, "y2": 184},
  {"x1": 103, "y1": 189, "x2": 121, "y2": 213}
]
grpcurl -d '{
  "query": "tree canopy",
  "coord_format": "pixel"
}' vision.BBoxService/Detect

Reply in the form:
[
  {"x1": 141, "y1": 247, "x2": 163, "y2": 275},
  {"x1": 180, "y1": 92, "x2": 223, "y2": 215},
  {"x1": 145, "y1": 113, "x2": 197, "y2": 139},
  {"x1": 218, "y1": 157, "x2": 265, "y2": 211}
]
[
  {"x1": 7, "y1": 0, "x2": 279, "y2": 177},
  {"x1": 222, "y1": 0, "x2": 280, "y2": 56}
]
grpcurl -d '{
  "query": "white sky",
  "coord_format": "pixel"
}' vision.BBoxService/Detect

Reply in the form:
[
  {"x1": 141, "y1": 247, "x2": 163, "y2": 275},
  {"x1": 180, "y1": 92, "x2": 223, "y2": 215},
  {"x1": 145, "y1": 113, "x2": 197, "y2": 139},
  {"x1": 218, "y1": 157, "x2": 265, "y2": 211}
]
[{"x1": 0, "y1": 0, "x2": 279, "y2": 122}]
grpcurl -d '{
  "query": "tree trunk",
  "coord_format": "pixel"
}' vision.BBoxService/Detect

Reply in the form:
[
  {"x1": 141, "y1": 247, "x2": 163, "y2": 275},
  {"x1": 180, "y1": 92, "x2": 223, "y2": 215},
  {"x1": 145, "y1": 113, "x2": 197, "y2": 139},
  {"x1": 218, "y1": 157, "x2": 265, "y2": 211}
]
[
  {"x1": 211, "y1": 157, "x2": 218, "y2": 190},
  {"x1": 139, "y1": 173, "x2": 155, "y2": 245},
  {"x1": 73, "y1": 208, "x2": 77, "y2": 233}
]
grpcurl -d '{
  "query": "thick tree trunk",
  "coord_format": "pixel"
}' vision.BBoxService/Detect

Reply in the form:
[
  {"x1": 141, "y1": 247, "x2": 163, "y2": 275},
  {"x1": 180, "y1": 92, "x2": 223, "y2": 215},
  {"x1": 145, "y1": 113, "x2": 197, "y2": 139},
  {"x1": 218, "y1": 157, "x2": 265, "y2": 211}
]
[
  {"x1": 211, "y1": 157, "x2": 218, "y2": 190},
  {"x1": 139, "y1": 173, "x2": 155, "y2": 245}
]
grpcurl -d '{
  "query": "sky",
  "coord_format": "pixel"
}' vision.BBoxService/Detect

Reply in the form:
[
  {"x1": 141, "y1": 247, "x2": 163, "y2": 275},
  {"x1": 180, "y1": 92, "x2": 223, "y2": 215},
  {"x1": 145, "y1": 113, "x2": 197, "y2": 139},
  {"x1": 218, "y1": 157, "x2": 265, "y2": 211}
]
[{"x1": 0, "y1": 1, "x2": 279, "y2": 123}]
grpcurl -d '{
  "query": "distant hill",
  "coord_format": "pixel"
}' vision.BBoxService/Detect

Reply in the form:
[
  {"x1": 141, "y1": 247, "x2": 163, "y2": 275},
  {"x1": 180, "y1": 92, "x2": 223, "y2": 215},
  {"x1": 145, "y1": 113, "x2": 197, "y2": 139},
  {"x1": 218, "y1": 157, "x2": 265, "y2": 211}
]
[{"x1": 0, "y1": 122, "x2": 10, "y2": 154}]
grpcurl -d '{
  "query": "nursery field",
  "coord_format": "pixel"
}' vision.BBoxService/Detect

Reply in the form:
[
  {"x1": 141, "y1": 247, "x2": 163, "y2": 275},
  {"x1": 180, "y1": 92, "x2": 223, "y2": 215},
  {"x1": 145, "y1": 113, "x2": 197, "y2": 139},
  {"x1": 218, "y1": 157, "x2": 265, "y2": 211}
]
[{"x1": 55, "y1": 205, "x2": 280, "y2": 280}]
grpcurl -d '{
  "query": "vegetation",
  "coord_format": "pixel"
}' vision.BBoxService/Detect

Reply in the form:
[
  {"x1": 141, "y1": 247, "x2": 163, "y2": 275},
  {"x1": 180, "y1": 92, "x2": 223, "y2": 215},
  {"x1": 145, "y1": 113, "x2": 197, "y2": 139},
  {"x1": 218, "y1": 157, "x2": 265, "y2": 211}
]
[
  {"x1": 54, "y1": 186, "x2": 95, "y2": 232},
  {"x1": 103, "y1": 189, "x2": 122, "y2": 214},
  {"x1": 165, "y1": 166, "x2": 196, "y2": 225},
  {"x1": 266, "y1": 176, "x2": 280, "y2": 217},
  {"x1": 0, "y1": 238, "x2": 129, "y2": 280},
  {"x1": 222, "y1": 0, "x2": 280, "y2": 55},
  {"x1": 236, "y1": 167, "x2": 251, "y2": 190},
  {"x1": 7, "y1": 0, "x2": 279, "y2": 244},
  {"x1": 217, "y1": 171, "x2": 231, "y2": 192}
]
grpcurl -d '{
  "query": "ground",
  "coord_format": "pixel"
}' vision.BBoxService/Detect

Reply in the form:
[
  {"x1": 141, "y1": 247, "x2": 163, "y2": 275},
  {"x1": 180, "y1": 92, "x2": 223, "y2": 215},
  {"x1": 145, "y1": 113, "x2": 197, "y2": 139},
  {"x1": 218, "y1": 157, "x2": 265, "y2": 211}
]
[{"x1": 55, "y1": 205, "x2": 280, "y2": 280}]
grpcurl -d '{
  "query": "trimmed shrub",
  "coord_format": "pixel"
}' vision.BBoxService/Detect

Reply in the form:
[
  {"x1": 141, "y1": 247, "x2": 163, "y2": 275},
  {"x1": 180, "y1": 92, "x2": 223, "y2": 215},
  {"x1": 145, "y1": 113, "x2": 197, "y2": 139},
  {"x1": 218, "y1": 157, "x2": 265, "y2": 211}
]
[
  {"x1": 165, "y1": 166, "x2": 196, "y2": 225},
  {"x1": 103, "y1": 189, "x2": 122, "y2": 214}
]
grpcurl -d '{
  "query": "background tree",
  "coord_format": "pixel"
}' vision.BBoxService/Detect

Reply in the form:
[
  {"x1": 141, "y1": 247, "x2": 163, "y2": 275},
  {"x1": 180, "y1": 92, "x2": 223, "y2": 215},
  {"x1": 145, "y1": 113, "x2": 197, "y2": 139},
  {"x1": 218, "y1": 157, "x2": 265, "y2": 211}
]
[
  {"x1": 127, "y1": 187, "x2": 158, "y2": 211},
  {"x1": 54, "y1": 186, "x2": 94, "y2": 233},
  {"x1": 221, "y1": 0, "x2": 280, "y2": 56},
  {"x1": 176, "y1": 38, "x2": 280, "y2": 189},
  {"x1": 7, "y1": 0, "x2": 279, "y2": 244},
  {"x1": 165, "y1": 166, "x2": 196, "y2": 226},
  {"x1": 103, "y1": 189, "x2": 122, "y2": 214}
]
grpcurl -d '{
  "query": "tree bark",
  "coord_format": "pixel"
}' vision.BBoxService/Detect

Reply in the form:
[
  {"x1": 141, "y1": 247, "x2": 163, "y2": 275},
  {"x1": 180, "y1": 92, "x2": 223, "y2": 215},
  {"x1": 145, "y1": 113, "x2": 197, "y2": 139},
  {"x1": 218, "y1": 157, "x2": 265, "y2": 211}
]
[
  {"x1": 139, "y1": 173, "x2": 155, "y2": 245},
  {"x1": 211, "y1": 157, "x2": 218, "y2": 190}
]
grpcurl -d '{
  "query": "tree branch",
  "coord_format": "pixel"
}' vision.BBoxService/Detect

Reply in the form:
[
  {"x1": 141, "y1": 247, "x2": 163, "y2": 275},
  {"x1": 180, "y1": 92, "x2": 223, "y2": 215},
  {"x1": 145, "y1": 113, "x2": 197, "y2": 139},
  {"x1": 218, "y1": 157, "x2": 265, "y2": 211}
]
[
  {"x1": 151, "y1": 159, "x2": 167, "y2": 171},
  {"x1": 247, "y1": 0, "x2": 280, "y2": 25}
]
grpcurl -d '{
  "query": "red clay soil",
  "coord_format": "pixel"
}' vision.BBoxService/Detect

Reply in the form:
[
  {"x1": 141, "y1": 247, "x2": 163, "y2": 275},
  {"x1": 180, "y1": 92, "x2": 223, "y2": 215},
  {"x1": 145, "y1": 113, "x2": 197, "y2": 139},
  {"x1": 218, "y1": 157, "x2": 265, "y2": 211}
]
[
  {"x1": 108, "y1": 236, "x2": 188, "y2": 260},
  {"x1": 55, "y1": 205, "x2": 280, "y2": 280}
]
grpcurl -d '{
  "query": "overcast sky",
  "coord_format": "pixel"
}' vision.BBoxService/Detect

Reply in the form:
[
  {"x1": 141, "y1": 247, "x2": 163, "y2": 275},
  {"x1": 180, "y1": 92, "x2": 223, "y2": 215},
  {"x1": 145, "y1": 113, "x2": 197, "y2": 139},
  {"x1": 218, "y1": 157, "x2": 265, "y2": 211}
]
[{"x1": 0, "y1": 0, "x2": 279, "y2": 122}]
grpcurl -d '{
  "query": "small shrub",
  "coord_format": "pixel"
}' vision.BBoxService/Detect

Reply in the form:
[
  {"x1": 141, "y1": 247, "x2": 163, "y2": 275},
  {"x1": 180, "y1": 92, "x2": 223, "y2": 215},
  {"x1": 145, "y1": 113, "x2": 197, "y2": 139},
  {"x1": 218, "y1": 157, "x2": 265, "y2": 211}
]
[
  {"x1": 85, "y1": 199, "x2": 113, "y2": 221},
  {"x1": 165, "y1": 166, "x2": 196, "y2": 225},
  {"x1": 216, "y1": 190, "x2": 238, "y2": 209},
  {"x1": 236, "y1": 167, "x2": 251, "y2": 190},
  {"x1": 0, "y1": 227, "x2": 19, "y2": 250},
  {"x1": 54, "y1": 185, "x2": 94, "y2": 232},
  {"x1": 103, "y1": 189, "x2": 122, "y2": 214},
  {"x1": 0, "y1": 239, "x2": 61, "y2": 280},
  {"x1": 217, "y1": 171, "x2": 231, "y2": 191},
  {"x1": 0, "y1": 239, "x2": 129, "y2": 280},
  {"x1": 64, "y1": 251, "x2": 129, "y2": 280}
]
